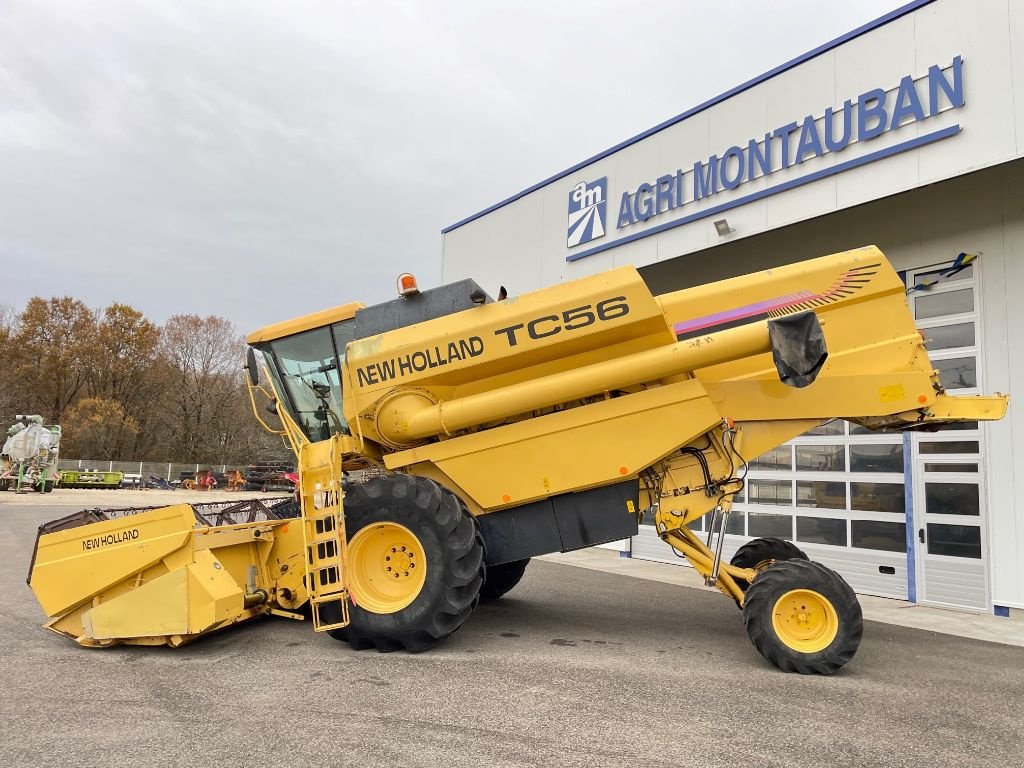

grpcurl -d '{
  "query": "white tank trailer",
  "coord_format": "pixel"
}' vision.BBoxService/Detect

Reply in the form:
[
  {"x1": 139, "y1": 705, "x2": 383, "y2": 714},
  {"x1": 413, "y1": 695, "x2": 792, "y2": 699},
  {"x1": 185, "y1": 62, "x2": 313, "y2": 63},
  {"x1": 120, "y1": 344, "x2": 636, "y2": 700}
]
[{"x1": 1, "y1": 415, "x2": 61, "y2": 493}]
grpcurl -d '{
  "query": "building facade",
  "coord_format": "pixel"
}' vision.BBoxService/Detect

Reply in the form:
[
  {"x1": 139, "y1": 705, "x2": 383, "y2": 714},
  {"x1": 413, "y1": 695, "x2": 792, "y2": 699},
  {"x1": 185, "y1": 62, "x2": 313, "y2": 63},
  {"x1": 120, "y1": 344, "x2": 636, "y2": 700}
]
[{"x1": 441, "y1": 0, "x2": 1023, "y2": 615}]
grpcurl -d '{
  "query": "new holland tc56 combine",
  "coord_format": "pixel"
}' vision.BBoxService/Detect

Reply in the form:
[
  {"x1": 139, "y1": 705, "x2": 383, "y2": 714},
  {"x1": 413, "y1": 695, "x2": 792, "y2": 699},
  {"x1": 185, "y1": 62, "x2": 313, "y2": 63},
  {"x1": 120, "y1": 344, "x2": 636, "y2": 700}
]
[{"x1": 27, "y1": 246, "x2": 1007, "y2": 673}]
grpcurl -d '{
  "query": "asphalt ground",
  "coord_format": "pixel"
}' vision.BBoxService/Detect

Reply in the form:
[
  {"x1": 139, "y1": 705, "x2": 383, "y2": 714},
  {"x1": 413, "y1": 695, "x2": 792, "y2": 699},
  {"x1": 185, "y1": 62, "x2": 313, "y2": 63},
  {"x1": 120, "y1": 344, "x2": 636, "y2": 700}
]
[{"x1": 2, "y1": 497, "x2": 1023, "y2": 768}]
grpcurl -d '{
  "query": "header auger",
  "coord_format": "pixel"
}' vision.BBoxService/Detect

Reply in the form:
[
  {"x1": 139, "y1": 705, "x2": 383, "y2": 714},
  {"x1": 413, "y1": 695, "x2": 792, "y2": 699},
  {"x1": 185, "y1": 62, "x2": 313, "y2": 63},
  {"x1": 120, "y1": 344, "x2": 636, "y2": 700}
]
[{"x1": 28, "y1": 246, "x2": 1007, "y2": 673}]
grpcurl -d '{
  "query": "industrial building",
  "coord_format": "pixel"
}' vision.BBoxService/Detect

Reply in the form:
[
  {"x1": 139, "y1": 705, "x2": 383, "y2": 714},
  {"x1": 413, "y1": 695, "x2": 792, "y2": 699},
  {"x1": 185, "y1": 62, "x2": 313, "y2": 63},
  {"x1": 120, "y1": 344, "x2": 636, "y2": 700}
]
[{"x1": 440, "y1": 0, "x2": 1024, "y2": 615}]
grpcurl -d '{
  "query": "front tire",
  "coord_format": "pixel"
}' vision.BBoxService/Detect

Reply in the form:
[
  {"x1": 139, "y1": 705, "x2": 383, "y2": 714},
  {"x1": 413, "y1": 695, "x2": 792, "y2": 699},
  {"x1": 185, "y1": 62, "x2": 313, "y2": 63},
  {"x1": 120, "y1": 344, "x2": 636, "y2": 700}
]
[
  {"x1": 743, "y1": 559, "x2": 862, "y2": 674},
  {"x1": 331, "y1": 474, "x2": 484, "y2": 652},
  {"x1": 480, "y1": 558, "x2": 530, "y2": 602}
]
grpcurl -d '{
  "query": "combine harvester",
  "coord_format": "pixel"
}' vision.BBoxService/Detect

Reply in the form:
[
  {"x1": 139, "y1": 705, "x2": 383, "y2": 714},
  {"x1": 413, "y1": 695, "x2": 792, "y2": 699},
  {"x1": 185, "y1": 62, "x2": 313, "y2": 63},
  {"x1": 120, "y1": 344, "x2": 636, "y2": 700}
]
[
  {"x1": 27, "y1": 247, "x2": 1007, "y2": 673},
  {"x1": 2, "y1": 415, "x2": 61, "y2": 493}
]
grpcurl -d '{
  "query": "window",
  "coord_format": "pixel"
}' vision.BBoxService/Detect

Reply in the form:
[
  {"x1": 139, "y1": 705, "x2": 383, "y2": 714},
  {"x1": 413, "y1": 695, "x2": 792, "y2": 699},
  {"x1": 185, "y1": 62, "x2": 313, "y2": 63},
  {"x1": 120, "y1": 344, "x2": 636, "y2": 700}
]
[
  {"x1": 710, "y1": 512, "x2": 745, "y2": 535},
  {"x1": 924, "y1": 463, "x2": 978, "y2": 473},
  {"x1": 925, "y1": 483, "x2": 980, "y2": 516},
  {"x1": 923, "y1": 322, "x2": 974, "y2": 351},
  {"x1": 914, "y1": 288, "x2": 973, "y2": 319},
  {"x1": 850, "y1": 444, "x2": 903, "y2": 473},
  {"x1": 796, "y1": 481, "x2": 846, "y2": 510},
  {"x1": 797, "y1": 517, "x2": 847, "y2": 547},
  {"x1": 796, "y1": 445, "x2": 845, "y2": 472},
  {"x1": 748, "y1": 513, "x2": 792, "y2": 539},
  {"x1": 749, "y1": 446, "x2": 791, "y2": 471},
  {"x1": 748, "y1": 479, "x2": 792, "y2": 505},
  {"x1": 927, "y1": 524, "x2": 981, "y2": 559},
  {"x1": 851, "y1": 482, "x2": 905, "y2": 514},
  {"x1": 263, "y1": 327, "x2": 347, "y2": 442},
  {"x1": 933, "y1": 357, "x2": 977, "y2": 390},
  {"x1": 919, "y1": 441, "x2": 979, "y2": 455},
  {"x1": 851, "y1": 520, "x2": 906, "y2": 552}
]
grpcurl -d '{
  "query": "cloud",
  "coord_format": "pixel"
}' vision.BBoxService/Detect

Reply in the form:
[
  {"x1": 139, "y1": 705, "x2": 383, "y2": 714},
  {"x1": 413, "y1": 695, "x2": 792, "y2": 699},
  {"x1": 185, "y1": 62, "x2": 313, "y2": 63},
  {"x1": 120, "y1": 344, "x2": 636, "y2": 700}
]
[{"x1": 0, "y1": 0, "x2": 898, "y2": 331}]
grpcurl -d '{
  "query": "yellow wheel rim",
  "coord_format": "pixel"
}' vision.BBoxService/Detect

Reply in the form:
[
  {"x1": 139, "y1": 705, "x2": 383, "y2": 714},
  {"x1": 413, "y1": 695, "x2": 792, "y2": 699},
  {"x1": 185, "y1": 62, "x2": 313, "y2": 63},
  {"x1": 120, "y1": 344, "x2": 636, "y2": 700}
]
[
  {"x1": 347, "y1": 522, "x2": 427, "y2": 614},
  {"x1": 771, "y1": 588, "x2": 839, "y2": 653}
]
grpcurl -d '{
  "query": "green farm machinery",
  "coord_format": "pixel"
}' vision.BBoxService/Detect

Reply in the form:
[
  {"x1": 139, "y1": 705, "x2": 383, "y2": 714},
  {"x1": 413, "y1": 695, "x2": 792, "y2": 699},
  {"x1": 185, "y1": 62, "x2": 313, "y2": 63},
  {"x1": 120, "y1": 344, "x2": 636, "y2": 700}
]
[{"x1": 1, "y1": 415, "x2": 61, "y2": 493}]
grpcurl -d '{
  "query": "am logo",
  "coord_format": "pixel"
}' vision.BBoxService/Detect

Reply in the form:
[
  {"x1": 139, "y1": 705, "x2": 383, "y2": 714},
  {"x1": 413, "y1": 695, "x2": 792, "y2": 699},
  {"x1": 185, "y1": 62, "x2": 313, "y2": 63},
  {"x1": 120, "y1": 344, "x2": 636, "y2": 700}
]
[{"x1": 567, "y1": 177, "x2": 607, "y2": 248}]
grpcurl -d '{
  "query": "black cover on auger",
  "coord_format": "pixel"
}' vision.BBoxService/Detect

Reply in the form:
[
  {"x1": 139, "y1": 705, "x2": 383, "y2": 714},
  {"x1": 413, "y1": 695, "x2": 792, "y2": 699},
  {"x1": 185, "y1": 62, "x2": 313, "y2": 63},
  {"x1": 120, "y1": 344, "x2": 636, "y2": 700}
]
[{"x1": 768, "y1": 311, "x2": 829, "y2": 388}]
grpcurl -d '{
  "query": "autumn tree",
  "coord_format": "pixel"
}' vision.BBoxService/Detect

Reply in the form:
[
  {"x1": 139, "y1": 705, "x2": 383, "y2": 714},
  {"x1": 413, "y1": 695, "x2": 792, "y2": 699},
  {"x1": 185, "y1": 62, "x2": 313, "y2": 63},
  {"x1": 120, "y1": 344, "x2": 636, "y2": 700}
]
[
  {"x1": 0, "y1": 304, "x2": 24, "y2": 421},
  {"x1": 2, "y1": 297, "x2": 288, "y2": 465},
  {"x1": 11, "y1": 297, "x2": 96, "y2": 422},
  {"x1": 61, "y1": 397, "x2": 141, "y2": 458},
  {"x1": 86, "y1": 304, "x2": 162, "y2": 458}
]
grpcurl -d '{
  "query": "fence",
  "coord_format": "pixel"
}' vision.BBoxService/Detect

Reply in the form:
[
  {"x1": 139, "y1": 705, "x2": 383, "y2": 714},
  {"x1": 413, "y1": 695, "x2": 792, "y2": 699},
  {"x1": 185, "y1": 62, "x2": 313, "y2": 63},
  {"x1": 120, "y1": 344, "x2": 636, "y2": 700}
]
[{"x1": 57, "y1": 459, "x2": 241, "y2": 481}]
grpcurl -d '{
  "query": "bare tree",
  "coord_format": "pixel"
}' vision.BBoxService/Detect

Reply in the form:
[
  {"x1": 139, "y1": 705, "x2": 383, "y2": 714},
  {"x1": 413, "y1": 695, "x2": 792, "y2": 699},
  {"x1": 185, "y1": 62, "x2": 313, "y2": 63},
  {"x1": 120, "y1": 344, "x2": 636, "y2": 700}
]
[{"x1": 157, "y1": 314, "x2": 247, "y2": 462}]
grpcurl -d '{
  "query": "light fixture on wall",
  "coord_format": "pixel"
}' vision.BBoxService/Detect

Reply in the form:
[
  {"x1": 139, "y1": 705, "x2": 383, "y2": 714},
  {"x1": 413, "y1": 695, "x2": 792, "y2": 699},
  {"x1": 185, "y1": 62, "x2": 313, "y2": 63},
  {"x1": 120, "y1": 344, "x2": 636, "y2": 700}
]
[{"x1": 714, "y1": 218, "x2": 735, "y2": 237}]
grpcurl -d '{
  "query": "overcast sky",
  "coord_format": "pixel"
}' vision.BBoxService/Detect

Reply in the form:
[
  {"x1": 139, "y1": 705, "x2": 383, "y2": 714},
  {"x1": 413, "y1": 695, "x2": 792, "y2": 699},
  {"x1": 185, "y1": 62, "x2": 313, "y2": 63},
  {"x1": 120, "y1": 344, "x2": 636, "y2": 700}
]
[{"x1": 1, "y1": 0, "x2": 900, "y2": 332}]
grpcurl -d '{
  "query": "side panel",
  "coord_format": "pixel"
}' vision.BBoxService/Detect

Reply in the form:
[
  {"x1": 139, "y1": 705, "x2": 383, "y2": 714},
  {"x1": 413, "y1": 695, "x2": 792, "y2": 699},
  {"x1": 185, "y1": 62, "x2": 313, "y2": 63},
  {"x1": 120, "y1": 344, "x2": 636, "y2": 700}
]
[
  {"x1": 389, "y1": 379, "x2": 721, "y2": 510},
  {"x1": 30, "y1": 505, "x2": 196, "y2": 617},
  {"x1": 478, "y1": 480, "x2": 639, "y2": 565}
]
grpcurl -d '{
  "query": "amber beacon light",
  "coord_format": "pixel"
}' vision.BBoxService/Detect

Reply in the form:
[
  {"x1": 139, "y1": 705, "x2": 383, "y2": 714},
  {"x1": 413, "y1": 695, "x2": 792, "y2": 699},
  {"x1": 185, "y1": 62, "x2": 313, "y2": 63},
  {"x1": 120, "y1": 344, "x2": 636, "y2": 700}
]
[{"x1": 397, "y1": 273, "x2": 419, "y2": 297}]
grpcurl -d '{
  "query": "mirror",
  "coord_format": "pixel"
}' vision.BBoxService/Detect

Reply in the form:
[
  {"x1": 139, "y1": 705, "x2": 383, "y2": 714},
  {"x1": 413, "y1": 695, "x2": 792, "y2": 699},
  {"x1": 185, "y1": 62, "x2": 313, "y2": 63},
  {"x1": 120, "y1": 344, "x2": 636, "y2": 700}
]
[{"x1": 245, "y1": 347, "x2": 260, "y2": 386}]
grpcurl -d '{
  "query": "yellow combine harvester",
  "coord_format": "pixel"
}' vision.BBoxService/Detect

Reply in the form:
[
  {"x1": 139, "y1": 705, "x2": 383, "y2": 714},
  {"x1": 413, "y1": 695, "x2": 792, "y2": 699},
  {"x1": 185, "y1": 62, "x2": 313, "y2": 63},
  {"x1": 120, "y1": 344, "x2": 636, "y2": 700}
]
[{"x1": 28, "y1": 246, "x2": 1008, "y2": 673}]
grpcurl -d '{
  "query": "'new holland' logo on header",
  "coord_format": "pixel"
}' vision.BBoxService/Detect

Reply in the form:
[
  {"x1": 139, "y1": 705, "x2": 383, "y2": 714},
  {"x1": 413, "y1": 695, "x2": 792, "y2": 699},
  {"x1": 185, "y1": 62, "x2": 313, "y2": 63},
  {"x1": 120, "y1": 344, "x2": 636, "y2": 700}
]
[{"x1": 567, "y1": 178, "x2": 607, "y2": 247}]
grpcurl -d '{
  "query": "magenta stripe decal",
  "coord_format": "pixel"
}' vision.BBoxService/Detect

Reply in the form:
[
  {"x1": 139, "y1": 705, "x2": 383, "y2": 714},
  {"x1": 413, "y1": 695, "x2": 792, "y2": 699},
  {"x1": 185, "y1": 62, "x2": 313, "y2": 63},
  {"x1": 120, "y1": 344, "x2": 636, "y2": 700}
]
[{"x1": 673, "y1": 290, "x2": 816, "y2": 336}]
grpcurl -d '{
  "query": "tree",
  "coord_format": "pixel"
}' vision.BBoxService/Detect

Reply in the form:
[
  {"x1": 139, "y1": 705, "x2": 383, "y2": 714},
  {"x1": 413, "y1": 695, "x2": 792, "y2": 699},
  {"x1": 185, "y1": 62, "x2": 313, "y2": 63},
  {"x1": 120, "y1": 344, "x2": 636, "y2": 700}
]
[
  {"x1": 157, "y1": 314, "x2": 247, "y2": 462},
  {"x1": 87, "y1": 304, "x2": 162, "y2": 459},
  {"x1": 11, "y1": 297, "x2": 96, "y2": 423},
  {"x1": 61, "y1": 397, "x2": 140, "y2": 458},
  {"x1": 0, "y1": 304, "x2": 25, "y2": 421}
]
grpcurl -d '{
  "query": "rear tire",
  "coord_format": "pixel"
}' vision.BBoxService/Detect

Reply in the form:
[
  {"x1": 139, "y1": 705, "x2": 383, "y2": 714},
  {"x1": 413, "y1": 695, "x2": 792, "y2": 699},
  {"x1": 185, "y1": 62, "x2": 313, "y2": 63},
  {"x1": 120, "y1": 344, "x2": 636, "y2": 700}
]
[
  {"x1": 330, "y1": 474, "x2": 484, "y2": 653},
  {"x1": 743, "y1": 559, "x2": 862, "y2": 674},
  {"x1": 42, "y1": 480, "x2": 55, "y2": 493},
  {"x1": 480, "y1": 558, "x2": 530, "y2": 602},
  {"x1": 730, "y1": 537, "x2": 808, "y2": 592}
]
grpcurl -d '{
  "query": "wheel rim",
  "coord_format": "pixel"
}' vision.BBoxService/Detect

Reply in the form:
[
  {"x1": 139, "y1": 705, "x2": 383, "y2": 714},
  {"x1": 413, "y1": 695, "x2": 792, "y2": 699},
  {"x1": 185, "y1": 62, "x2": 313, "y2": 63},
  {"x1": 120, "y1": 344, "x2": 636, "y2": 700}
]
[
  {"x1": 347, "y1": 522, "x2": 427, "y2": 614},
  {"x1": 771, "y1": 588, "x2": 839, "y2": 653}
]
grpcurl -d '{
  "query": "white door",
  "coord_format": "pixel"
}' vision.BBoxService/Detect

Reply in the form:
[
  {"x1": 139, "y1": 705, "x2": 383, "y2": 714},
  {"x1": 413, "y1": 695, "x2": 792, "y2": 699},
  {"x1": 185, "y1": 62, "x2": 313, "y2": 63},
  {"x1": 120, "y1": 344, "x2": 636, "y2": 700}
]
[{"x1": 906, "y1": 261, "x2": 988, "y2": 610}]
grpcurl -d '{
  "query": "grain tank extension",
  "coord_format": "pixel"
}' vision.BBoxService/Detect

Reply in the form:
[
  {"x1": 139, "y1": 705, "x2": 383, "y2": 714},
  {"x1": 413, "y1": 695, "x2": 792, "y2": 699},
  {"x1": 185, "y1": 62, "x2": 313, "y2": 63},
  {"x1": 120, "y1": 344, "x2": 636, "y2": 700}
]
[{"x1": 27, "y1": 247, "x2": 1008, "y2": 673}]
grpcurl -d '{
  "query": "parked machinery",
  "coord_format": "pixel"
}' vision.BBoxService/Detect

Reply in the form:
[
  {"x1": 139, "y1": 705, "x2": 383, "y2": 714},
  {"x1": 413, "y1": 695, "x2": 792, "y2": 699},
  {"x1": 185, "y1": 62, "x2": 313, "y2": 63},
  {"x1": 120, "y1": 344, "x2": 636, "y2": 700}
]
[
  {"x1": 57, "y1": 469, "x2": 125, "y2": 489},
  {"x1": 2, "y1": 415, "x2": 61, "y2": 493},
  {"x1": 27, "y1": 247, "x2": 1008, "y2": 673}
]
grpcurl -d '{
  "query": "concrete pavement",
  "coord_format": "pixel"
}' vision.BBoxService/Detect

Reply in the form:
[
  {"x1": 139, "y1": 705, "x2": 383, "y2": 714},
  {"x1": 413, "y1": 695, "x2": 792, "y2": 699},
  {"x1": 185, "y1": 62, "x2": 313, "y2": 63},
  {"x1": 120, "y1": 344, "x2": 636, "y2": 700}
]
[
  {"x1": 541, "y1": 548, "x2": 1024, "y2": 648},
  {"x1": 2, "y1": 495, "x2": 1022, "y2": 767}
]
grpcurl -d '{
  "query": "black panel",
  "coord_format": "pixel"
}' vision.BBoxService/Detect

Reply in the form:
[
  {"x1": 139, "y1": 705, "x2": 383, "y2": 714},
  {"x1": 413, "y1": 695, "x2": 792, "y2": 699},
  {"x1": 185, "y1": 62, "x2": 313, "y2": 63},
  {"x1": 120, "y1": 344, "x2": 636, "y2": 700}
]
[
  {"x1": 477, "y1": 480, "x2": 640, "y2": 565},
  {"x1": 476, "y1": 499, "x2": 561, "y2": 565},
  {"x1": 353, "y1": 279, "x2": 491, "y2": 339},
  {"x1": 553, "y1": 481, "x2": 639, "y2": 551}
]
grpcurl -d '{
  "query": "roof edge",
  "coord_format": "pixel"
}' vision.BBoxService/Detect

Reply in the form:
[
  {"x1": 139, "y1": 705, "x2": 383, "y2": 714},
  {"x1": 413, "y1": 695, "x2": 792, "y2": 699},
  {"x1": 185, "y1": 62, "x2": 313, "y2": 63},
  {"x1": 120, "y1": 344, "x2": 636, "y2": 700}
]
[{"x1": 441, "y1": 0, "x2": 937, "y2": 234}]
